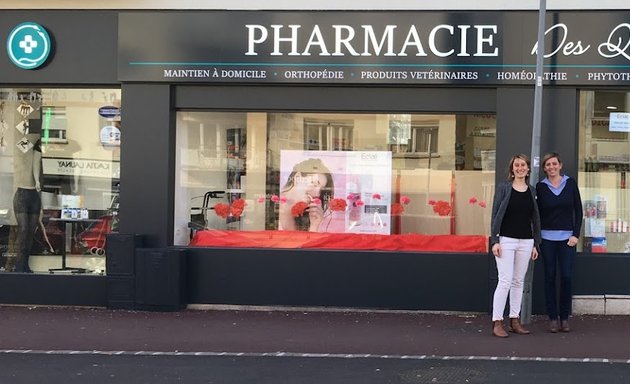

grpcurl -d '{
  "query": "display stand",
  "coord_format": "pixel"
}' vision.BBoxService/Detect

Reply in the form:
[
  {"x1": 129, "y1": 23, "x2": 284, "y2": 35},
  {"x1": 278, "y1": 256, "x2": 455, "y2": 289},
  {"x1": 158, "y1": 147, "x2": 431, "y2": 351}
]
[{"x1": 48, "y1": 217, "x2": 100, "y2": 273}]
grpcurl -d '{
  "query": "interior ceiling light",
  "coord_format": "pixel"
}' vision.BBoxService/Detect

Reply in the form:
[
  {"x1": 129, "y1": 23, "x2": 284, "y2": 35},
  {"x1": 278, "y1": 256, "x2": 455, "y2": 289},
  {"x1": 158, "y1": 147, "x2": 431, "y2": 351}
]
[{"x1": 606, "y1": 106, "x2": 618, "y2": 110}]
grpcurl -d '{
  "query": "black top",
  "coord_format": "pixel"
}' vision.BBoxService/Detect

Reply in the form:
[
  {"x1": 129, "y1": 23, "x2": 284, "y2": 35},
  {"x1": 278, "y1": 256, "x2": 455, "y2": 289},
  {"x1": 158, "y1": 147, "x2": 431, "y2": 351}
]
[{"x1": 500, "y1": 188, "x2": 534, "y2": 239}]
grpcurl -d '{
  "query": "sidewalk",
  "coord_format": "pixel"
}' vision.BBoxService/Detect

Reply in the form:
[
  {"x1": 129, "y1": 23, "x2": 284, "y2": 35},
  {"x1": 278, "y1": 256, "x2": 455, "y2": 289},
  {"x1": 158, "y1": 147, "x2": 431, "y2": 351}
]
[{"x1": 1, "y1": 305, "x2": 629, "y2": 361}]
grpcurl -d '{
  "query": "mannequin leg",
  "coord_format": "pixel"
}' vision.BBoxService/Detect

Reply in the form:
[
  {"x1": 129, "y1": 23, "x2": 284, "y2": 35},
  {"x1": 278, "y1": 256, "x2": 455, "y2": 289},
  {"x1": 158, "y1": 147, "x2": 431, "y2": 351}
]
[
  {"x1": 14, "y1": 212, "x2": 39, "y2": 272},
  {"x1": 13, "y1": 188, "x2": 41, "y2": 273}
]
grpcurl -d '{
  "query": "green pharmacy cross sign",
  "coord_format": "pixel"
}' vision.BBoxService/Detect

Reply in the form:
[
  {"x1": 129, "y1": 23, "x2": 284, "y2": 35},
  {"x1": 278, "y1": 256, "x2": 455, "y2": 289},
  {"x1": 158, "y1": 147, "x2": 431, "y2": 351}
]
[{"x1": 6, "y1": 22, "x2": 52, "y2": 70}]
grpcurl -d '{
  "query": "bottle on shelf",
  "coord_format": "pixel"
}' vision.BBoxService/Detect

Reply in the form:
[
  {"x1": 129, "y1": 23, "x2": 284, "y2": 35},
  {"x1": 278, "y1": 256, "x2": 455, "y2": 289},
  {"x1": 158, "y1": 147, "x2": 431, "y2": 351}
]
[{"x1": 346, "y1": 180, "x2": 362, "y2": 225}]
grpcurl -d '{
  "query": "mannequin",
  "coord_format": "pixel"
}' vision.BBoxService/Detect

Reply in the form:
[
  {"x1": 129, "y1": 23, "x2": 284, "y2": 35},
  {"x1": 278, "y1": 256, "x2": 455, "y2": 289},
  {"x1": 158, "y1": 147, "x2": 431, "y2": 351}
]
[{"x1": 13, "y1": 128, "x2": 43, "y2": 273}]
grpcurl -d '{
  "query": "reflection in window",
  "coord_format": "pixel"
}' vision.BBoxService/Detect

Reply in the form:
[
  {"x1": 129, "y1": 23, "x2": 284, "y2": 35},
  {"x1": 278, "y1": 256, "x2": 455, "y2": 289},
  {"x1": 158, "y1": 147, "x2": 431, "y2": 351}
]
[
  {"x1": 579, "y1": 90, "x2": 630, "y2": 253},
  {"x1": 175, "y1": 112, "x2": 496, "y2": 251},
  {"x1": 0, "y1": 88, "x2": 121, "y2": 274},
  {"x1": 410, "y1": 124, "x2": 439, "y2": 154},
  {"x1": 41, "y1": 106, "x2": 68, "y2": 144},
  {"x1": 304, "y1": 119, "x2": 353, "y2": 151}
]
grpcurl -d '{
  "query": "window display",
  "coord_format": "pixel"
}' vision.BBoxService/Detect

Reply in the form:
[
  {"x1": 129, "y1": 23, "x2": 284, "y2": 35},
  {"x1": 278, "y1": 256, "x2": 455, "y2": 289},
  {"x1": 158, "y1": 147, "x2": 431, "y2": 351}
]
[
  {"x1": 174, "y1": 112, "x2": 496, "y2": 252},
  {"x1": 0, "y1": 88, "x2": 121, "y2": 274},
  {"x1": 579, "y1": 90, "x2": 630, "y2": 253}
]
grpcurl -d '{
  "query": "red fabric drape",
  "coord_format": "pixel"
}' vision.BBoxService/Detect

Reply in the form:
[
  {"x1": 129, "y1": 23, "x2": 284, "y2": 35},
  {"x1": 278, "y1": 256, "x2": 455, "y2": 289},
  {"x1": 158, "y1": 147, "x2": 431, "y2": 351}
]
[{"x1": 189, "y1": 230, "x2": 487, "y2": 253}]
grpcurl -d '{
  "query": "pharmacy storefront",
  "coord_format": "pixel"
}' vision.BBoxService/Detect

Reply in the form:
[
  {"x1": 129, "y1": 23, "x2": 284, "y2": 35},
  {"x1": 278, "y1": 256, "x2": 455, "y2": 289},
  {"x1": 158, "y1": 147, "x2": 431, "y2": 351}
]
[{"x1": 1, "y1": 9, "x2": 630, "y2": 312}]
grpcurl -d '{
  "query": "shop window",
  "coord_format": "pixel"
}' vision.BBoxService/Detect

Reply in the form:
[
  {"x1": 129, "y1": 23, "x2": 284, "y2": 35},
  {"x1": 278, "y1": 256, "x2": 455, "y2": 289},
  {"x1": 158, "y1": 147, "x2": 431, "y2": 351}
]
[
  {"x1": 0, "y1": 88, "x2": 121, "y2": 274},
  {"x1": 579, "y1": 90, "x2": 630, "y2": 253},
  {"x1": 175, "y1": 112, "x2": 495, "y2": 252}
]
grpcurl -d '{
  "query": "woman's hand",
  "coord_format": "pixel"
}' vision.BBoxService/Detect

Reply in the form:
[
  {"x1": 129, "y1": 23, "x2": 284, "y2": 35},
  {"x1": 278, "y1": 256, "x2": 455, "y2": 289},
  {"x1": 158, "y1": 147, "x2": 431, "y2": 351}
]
[
  {"x1": 492, "y1": 243, "x2": 501, "y2": 257},
  {"x1": 307, "y1": 202, "x2": 325, "y2": 232},
  {"x1": 531, "y1": 247, "x2": 539, "y2": 260},
  {"x1": 567, "y1": 236, "x2": 579, "y2": 247}
]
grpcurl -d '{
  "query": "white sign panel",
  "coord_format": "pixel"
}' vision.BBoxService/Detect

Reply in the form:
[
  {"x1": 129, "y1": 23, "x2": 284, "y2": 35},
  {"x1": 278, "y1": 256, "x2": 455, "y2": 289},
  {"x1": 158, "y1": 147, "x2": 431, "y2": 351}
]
[
  {"x1": 43, "y1": 158, "x2": 120, "y2": 178},
  {"x1": 609, "y1": 112, "x2": 630, "y2": 132},
  {"x1": 99, "y1": 125, "x2": 121, "y2": 147}
]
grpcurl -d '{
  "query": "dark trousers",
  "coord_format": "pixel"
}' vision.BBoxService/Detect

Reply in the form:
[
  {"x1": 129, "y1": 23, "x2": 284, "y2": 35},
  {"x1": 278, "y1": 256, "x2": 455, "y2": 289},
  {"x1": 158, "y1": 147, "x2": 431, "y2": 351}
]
[
  {"x1": 13, "y1": 188, "x2": 41, "y2": 273},
  {"x1": 540, "y1": 239, "x2": 575, "y2": 321}
]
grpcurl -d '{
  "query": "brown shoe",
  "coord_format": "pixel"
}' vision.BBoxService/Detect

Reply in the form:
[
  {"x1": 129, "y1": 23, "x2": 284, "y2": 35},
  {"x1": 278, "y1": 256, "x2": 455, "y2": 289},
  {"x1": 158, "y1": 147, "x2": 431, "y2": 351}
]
[
  {"x1": 492, "y1": 320, "x2": 509, "y2": 338},
  {"x1": 549, "y1": 319, "x2": 559, "y2": 333},
  {"x1": 560, "y1": 320, "x2": 570, "y2": 332},
  {"x1": 509, "y1": 318, "x2": 530, "y2": 334}
]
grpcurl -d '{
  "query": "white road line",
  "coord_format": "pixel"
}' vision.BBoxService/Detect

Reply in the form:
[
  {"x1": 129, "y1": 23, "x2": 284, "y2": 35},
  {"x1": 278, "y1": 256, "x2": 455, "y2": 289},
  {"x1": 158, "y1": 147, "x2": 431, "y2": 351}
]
[{"x1": 0, "y1": 349, "x2": 629, "y2": 364}]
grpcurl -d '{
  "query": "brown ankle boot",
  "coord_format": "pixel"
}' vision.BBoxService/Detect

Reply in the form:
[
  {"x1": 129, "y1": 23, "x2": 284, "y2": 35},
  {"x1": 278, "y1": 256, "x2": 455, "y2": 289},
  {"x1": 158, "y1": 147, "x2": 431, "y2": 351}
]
[
  {"x1": 492, "y1": 320, "x2": 509, "y2": 338},
  {"x1": 509, "y1": 318, "x2": 530, "y2": 334}
]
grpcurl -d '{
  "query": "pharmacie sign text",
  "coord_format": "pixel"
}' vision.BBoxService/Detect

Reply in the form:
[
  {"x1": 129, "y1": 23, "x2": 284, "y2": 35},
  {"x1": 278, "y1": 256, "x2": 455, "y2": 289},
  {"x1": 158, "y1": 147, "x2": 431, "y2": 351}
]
[
  {"x1": 118, "y1": 11, "x2": 630, "y2": 85},
  {"x1": 245, "y1": 24, "x2": 498, "y2": 57}
]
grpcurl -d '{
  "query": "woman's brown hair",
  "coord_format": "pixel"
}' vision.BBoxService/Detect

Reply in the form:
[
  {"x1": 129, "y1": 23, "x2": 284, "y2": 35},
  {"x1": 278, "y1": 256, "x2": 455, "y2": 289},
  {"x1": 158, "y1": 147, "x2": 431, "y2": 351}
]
[
  {"x1": 507, "y1": 154, "x2": 531, "y2": 182},
  {"x1": 541, "y1": 152, "x2": 562, "y2": 168}
]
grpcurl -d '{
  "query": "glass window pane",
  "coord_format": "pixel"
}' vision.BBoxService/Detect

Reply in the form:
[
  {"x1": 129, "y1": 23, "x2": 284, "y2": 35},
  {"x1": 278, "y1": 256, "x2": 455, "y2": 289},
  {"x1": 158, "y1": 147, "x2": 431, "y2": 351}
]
[
  {"x1": 175, "y1": 112, "x2": 495, "y2": 251},
  {"x1": 0, "y1": 88, "x2": 121, "y2": 274},
  {"x1": 579, "y1": 90, "x2": 630, "y2": 253}
]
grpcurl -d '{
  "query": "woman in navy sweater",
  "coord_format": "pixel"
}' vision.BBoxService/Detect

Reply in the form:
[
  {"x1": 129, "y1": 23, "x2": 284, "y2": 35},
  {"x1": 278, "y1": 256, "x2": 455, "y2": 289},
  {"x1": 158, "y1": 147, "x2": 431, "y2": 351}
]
[{"x1": 536, "y1": 152, "x2": 583, "y2": 333}]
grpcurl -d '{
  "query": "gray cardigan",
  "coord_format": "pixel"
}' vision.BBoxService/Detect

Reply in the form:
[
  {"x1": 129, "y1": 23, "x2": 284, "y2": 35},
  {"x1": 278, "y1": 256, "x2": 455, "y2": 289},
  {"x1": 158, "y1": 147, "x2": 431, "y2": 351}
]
[{"x1": 490, "y1": 180, "x2": 542, "y2": 249}]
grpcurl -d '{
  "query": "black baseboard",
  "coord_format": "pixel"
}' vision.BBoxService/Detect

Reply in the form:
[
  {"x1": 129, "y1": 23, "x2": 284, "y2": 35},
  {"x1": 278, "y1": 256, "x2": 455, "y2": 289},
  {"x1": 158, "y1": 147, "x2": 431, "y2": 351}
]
[{"x1": 0, "y1": 273, "x2": 107, "y2": 307}]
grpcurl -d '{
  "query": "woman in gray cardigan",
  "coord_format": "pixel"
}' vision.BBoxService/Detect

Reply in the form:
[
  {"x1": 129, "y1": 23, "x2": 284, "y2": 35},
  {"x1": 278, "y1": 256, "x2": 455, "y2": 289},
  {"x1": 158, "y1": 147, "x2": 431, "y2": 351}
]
[{"x1": 490, "y1": 154, "x2": 541, "y2": 338}]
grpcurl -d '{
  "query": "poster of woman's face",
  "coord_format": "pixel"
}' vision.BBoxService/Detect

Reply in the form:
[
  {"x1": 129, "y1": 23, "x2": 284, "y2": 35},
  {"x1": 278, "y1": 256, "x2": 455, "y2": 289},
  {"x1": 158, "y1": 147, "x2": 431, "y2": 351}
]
[{"x1": 280, "y1": 150, "x2": 392, "y2": 234}]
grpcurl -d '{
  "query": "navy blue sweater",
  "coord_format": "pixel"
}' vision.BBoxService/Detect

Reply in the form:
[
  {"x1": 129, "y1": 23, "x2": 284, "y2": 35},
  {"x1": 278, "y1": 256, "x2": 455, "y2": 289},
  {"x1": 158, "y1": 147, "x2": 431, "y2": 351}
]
[{"x1": 536, "y1": 177, "x2": 583, "y2": 237}]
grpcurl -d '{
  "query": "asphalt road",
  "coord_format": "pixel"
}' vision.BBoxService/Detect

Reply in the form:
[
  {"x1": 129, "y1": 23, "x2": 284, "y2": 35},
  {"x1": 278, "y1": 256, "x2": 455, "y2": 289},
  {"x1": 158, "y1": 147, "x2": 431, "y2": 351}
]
[{"x1": 1, "y1": 353, "x2": 629, "y2": 384}]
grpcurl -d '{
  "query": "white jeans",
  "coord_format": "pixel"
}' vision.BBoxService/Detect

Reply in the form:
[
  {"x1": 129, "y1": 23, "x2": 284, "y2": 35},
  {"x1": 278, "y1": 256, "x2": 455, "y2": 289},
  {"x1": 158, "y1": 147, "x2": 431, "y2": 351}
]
[{"x1": 492, "y1": 236, "x2": 534, "y2": 321}]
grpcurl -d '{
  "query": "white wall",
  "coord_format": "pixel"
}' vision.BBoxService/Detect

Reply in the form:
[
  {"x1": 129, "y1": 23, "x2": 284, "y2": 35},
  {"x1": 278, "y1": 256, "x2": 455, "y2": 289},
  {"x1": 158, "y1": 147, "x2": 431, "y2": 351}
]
[{"x1": 2, "y1": 0, "x2": 630, "y2": 10}]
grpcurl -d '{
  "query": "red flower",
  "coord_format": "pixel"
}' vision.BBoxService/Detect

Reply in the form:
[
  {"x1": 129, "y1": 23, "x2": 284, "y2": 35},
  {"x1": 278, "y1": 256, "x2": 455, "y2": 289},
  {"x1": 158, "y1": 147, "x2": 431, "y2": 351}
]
[
  {"x1": 469, "y1": 197, "x2": 478, "y2": 204},
  {"x1": 311, "y1": 197, "x2": 321, "y2": 205},
  {"x1": 372, "y1": 193, "x2": 382, "y2": 200},
  {"x1": 291, "y1": 201, "x2": 309, "y2": 217},
  {"x1": 400, "y1": 195, "x2": 411, "y2": 205},
  {"x1": 256, "y1": 196, "x2": 265, "y2": 203},
  {"x1": 432, "y1": 200, "x2": 452, "y2": 217},
  {"x1": 329, "y1": 198, "x2": 347, "y2": 212},
  {"x1": 231, "y1": 198, "x2": 246, "y2": 210},
  {"x1": 230, "y1": 206, "x2": 244, "y2": 218},
  {"x1": 213, "y1": 203, "x2": 230, "y2": 219},
  {"x1": 270, "y1": 195, "x2": 280, "y2": 203},
  {"x1": 428, "y1": 199, "x2": 436, "y2": 205},
  {"x1": 391, "y1": 202, "x2": 405, "y2": 215},
  {"x1": 355, "y1": 199, "x2": 365, "y2": 207},
  {"x1": 478, "y1": 201, "x2": 487, "y2": 208}
]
